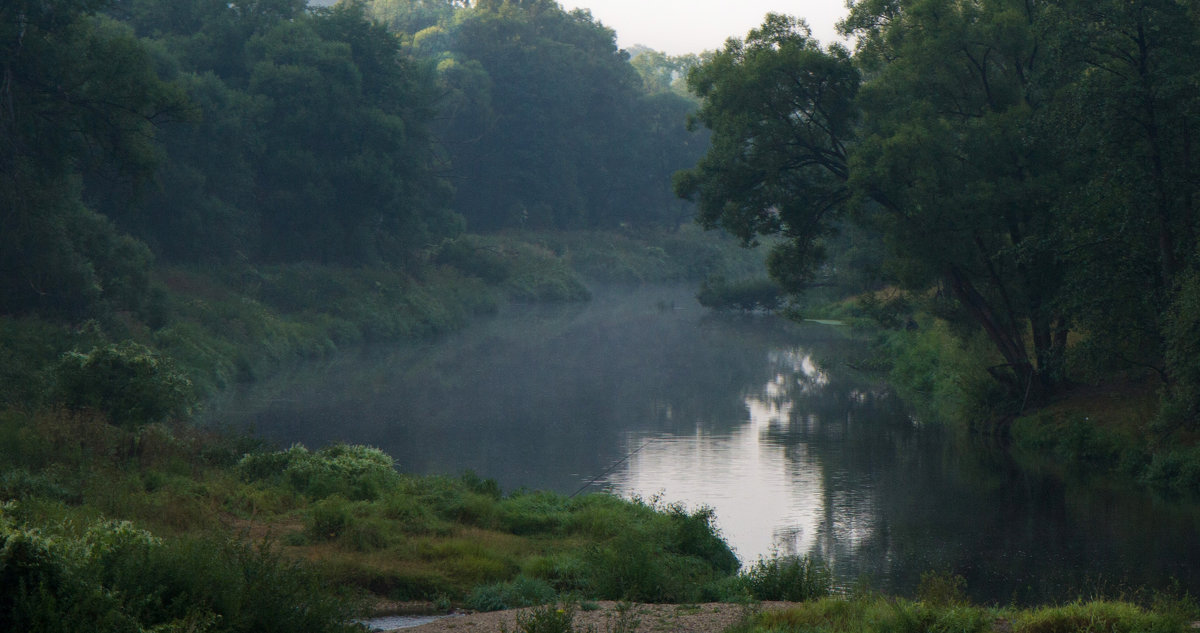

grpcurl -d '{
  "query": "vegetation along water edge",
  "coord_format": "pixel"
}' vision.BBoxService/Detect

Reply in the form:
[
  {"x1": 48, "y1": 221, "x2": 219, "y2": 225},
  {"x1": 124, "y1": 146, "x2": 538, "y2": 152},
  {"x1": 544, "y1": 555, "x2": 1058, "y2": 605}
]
[{"x1": 3, "y1": 0, "x2": 1200, "y2": 630}]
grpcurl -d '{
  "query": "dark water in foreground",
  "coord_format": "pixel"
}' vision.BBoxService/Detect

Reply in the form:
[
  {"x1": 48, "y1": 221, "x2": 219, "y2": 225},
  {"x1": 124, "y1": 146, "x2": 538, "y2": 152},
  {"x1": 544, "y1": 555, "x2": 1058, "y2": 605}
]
[{"x1": 207, "y1": 284, "x2": 1200, "y2": 604}]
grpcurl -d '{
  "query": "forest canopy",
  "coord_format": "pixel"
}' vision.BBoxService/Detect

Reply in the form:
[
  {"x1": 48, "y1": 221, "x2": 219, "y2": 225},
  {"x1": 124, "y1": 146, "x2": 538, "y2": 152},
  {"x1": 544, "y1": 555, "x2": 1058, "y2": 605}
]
[{"x1": 1, "y1": 0, "x2": 707, "y2": 320}]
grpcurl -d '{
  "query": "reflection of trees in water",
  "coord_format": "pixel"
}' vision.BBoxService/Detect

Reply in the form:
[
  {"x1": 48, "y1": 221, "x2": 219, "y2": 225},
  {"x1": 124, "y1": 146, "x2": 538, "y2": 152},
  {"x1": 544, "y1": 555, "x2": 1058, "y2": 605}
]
[{"x1": 764, "y1": 375, "x2": 1200, "y2": 605}]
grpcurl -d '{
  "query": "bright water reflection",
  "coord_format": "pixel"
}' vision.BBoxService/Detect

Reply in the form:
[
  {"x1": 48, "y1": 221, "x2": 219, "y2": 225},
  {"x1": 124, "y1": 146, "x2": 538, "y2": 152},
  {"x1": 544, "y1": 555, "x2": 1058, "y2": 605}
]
[
  {"x1": 605, "y1": 346, "x2": 833, "y2": 562},
  {"x1": 208, "y1": 284, "x2": 1200, "y2": 604}
]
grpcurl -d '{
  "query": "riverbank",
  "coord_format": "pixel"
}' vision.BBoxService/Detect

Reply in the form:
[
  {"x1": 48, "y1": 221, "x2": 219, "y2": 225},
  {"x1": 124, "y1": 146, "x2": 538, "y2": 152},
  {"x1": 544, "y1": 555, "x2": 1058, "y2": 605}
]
[
  {"x1": 0, "y1": 228, "x2": 765, "y2": 632},
  {"x1": 797, "y1": 288, "x2": 1200, "y2": 498},
  {"x1": 373, "y1": 598, "x2": 1199, "y2": 633}
]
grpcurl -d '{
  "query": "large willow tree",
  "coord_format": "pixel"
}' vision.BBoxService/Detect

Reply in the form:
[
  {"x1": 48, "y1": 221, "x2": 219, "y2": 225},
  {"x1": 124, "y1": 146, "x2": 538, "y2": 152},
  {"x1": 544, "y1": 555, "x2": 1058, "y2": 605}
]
[{"x1": 677, "y1": 0, "x2": 1200, "y2": 412}]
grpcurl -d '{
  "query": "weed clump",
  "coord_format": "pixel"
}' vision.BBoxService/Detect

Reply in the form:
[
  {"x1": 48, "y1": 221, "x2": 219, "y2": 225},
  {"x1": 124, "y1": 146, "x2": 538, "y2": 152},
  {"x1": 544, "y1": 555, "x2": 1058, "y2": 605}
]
[
  {"x1": 238, "y1": 443, "x2": 401, "y2": 501},
  {"x1": 741, "y1": 554, "x2": 833, "y2": 602}
]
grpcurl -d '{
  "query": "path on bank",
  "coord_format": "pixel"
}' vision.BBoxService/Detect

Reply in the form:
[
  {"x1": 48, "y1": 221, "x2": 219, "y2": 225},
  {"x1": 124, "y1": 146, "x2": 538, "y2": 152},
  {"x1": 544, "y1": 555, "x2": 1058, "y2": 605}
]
[{"x1": 385, "y1": 601, "x2": 801, "y2": 633}]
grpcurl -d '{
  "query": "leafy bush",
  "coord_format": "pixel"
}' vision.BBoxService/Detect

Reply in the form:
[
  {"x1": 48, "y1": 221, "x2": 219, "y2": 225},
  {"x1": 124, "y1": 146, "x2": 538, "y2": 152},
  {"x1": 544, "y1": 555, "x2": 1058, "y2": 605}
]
[
  {"x1": 508, "y1": 604, "x2": 575, "y2": 633},
  {"x1": 1140, "y1": 446, "x2": 1200, "y2": 495},
  {"x1": 307, "y1": 495, "x2": 353, "y2": 541},
  {"x1": 697, "y1": 276, "x2": 783, "y2": 311},
  {"x1": 238, "y1": 443, "x2": 401, "y2": 500},
  {"x1": 742, "y1": 555, "x2": 833, "y2": 602},
  {"x1": 0, "y1": 511, "x2": 359, "y2": 633},
  {"x1": 435, "y1": 237, "x2": 514, "y2": 283},
  {"x1": 669, "y1": 505, "x2": 740, "y2": 574},
  {"x1": 53, "y1": 341, "x2": 195, "y2": 427}
]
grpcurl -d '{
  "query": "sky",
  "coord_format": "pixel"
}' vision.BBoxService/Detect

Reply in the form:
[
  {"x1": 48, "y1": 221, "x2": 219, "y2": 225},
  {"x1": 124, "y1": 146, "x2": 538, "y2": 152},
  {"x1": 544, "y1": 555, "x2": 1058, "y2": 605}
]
[{"x1": 562, "y1": 0, "x2": 851, "y2": 55}]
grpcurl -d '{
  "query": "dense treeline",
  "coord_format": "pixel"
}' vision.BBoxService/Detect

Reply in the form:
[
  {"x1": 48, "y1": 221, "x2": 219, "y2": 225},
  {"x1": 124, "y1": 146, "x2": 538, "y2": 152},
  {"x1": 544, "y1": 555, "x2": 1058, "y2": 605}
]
[
  {"x1": 1, "y1": 0, "x2": 706, "y2": 323},
  {"x1": 368, "y1": 0, "x2": 707, "y2": 230},
  {"x1": 678, "y1": 0, "x2": 1200, "y2": 430}
]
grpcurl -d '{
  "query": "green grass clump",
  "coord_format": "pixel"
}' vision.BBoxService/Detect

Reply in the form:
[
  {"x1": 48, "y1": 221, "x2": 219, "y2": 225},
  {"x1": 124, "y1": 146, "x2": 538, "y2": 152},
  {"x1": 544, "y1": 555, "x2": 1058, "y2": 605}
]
[
  {"x1": 741, "y1": 554, "x2": 833, "y2": 602},
  {"x1": 238, "y1": 443, "x2": 402, "y2": 501},
  {"x1": 738, "y1": 596, "x2": 1193, "y2": 633},
  {"x1": 466, "y1": 575, "x2": 558, "y2": 611},
  {"x1": 0, "y1": 508, "x2": 359, "y2": 633}
]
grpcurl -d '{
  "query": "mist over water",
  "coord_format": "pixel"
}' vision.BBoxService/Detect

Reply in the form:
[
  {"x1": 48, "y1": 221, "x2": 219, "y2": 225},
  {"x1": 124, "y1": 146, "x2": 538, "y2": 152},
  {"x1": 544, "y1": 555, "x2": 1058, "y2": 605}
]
[{"x1": 208, "y1": 284, "x2": 1200, "y2": 604}]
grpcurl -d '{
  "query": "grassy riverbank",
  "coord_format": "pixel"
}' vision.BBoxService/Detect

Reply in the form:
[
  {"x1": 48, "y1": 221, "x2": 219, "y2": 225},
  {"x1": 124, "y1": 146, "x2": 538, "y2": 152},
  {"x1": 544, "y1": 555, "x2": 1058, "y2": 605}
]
[{"x1": 0, "y1": 228, "x2": 764, "y2": 632}]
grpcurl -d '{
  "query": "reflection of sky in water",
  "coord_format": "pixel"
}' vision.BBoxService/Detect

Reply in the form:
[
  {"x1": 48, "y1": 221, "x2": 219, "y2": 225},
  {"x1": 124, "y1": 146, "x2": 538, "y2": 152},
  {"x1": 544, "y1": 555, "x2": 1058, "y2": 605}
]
[{"x1": 605, "y1": 347, "x2": 841, "y2": 565}]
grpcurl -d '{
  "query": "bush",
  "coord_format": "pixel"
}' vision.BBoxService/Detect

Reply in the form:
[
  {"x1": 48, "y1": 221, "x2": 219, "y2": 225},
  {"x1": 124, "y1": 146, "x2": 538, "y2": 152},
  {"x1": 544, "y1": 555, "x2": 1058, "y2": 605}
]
[
  {"x1": 508, "y1": 604, "x2": 575, "y2": 633},
  {"x1": 1140, "y1": 446, "x2": 1200, "y2": 495},
  {"x1": 916, "y1": 570, "x2": 968, "y2": 607},
  {"x1": 307, "y1": 495, "x2": 353, "y2": 541},
  {"x1": 0, "y1": 512, "x2": 359, "y2": 633},
  {"x1": 238, "y1": 443, "x2": 401, "y2": 501},
  {"x1": 53, "y1": 341, "x2": 195, "y2": 427},
  {"x1": 465, "y1": 575, "x2": 557, "y2": 612},
  {"x1": 697, "y1": 276, "x2": 783, "y2": 311},
  {"x1": 669, "y1": 505, "x2": 739, "y2": 575},
  {"x1": 742, "y1": 555, "x2": 832, "y2": 602}
]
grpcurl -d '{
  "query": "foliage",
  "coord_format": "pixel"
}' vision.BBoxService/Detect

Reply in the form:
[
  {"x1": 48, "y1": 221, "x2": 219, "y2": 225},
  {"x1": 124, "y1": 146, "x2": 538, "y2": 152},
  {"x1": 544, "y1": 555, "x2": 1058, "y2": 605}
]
[
  {"x1": 53, "y1": 341, "x2": 196, "y2": 427},
  {"x1": 677, "y1": 0, "x2": 1200, "y2": 415},
  {"x1": 1160, "y1": 272, "x2": 1200, "y2": 432},
  {"x1": 506, "y1": 604, "x2": 575, "y2": 633},
  {"x1": 103, "y1": 0, "x2": 459, "y2": 266},
  {"x1": 466, "y1": 576, "x2": 558, "y2": 612},
  {"x1": 696, "y1": 277, "x2": 784, "y2": 312},
  {"x1": 741, "y1": 554, "x2": 833, "y2": 602},
  {"x1": 0, "y1": 510, "x2": 359, "y2": 633},
  {"x1": 0, "y1": 0, "x2": 187, "y2": 320},
  {"x1": 369, "y1": 0, "x2": 706, "y2": 231},
  {"x1": 740, "y1": 596, "x2": 1193, "y2": 633},
  {"x1": 881, "y1": 319, "x2": 1009, "y2": 425},
  {"x1": 238, "y1": 443, "x2": 401, "y2": 501}
]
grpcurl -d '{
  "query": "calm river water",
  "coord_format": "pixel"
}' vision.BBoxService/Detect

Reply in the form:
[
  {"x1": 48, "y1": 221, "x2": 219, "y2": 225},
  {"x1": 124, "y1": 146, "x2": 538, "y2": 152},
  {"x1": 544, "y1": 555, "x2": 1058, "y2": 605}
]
[{"x1": 207, "y1": 284, "x2": 1200, "y2": 604}]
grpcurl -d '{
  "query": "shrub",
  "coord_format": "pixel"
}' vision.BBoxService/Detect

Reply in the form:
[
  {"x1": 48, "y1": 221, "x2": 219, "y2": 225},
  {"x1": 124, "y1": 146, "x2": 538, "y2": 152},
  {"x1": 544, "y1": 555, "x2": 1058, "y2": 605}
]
[
  {"x1": 53, "y1": 341, "x2": 195, "y2": 427},
  {"x1": 1140, "y1": 447, "x2": 1200, "y2": 495},
  {"x1": 238, "y1": 443, "x2": 401, "y2": 501},
  {"x1": 507, "y1": 604, "x2": 575, "y2": 633},
  {"x1": 742, "y1": 555, "x2": 832, "y2": 602},
  {"x1": 307, "y1": 495, "x2": 353, "y2": 541},
  {"x1": 668, "y1": 505, "x2": 739, "y2": 574},
  {"x1": 0, "y1": 512, "x2": 359, "y2": 633},
  {"x1": 466, "y1": 575, "x2": 557, "y2": 612},
  {"x1": 697, "y1": 276, "x2": 783, "y2": 311},
  {"x1": 916, "y1": 570, "x2": 968, "y2": 607}
]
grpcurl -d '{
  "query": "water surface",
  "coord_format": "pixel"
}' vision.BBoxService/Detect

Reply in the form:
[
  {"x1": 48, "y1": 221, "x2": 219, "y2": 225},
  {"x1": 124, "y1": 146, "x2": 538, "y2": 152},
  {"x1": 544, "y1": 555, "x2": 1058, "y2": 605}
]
[{"x1": 208, "y1": 284, "x2": 1200, "y2": 604}]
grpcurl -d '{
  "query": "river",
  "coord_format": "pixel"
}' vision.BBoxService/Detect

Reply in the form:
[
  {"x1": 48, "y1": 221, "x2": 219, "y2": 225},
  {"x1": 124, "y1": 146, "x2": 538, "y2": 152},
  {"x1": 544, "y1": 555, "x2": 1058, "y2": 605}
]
[{"x1": 206, "y1": 284, "x2": 1200, "y2": 604}]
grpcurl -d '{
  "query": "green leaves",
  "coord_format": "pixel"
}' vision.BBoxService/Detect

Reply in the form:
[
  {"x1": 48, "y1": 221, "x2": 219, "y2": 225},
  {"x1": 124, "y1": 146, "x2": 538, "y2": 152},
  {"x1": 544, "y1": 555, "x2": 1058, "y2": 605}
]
[
  {"x1": 678, "y1": 0, "x2": 1198, "y2": 401},
  {"x1": 677, "y1": 16, "x2": 858, "y2": 282},
  {"x1": 54, "y1": 342, "x2": 195, "y2": 427}
]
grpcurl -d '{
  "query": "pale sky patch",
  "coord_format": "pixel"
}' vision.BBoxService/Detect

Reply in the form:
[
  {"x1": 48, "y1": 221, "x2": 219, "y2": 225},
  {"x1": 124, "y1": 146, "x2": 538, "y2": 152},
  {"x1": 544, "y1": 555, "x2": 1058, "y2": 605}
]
[{"x1": 563, "y1": 0, "x2": 852, "y2": 55}]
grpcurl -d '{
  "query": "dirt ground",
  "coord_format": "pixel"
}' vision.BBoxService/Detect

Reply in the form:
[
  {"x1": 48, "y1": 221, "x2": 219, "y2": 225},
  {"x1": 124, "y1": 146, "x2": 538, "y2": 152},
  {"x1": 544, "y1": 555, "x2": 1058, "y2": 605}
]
[{"x1": 385, "y1": 601, "x2": 801, "y2": 633}]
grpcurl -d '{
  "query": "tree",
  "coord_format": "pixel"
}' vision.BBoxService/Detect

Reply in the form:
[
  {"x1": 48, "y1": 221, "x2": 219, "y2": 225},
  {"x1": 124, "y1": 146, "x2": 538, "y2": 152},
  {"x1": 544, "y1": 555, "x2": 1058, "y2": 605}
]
[
  {"x1": 1, "y1": 1, "x2": 184, "y2": 318},
  {"x1": 678, "y1": 3, "x2": 1082, "y2": 404},
  {"x1": 1047, "y1": 0, "x2": 1200, "y2": 386},
  {"x1": 96, "y1": 0, "x2": 458, "y2": 265},
  {"x1": 674, "y1": 14, "x2": 859, "y2": 292},
  {"x1": 845, "y1": 0, "x2": 1071, "y2": 400}
]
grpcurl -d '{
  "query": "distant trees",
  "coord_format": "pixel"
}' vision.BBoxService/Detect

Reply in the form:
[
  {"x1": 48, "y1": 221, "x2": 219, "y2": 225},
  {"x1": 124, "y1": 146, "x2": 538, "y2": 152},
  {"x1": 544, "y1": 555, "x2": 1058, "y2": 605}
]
[
  {"x1": 98, "y1": 0, "x2": 458, "y2": 265},
  {"x1": 369, "y1": 0, "x2": 708, "y2": 231},
  {"x1": 677, "y1": 0, "x2": 1200, "y2": 412},
  {"x1": 2, "y1": 0, "x2": 713, "y2": 323}
]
